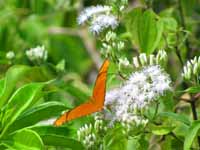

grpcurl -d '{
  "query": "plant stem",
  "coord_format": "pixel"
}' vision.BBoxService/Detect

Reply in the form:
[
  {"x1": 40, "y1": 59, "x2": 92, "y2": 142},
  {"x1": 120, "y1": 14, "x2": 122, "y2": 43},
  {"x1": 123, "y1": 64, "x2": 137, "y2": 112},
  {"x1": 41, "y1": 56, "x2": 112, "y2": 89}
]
[
  {"x1": 190, "y1": 101, "x2": 198, "y2": 120},
  {"x1": 177, "y1": 0, "x2": 192, "y2": 59},
  {"x1": 170, "y1": 132, "x2": 183, "y2": 143},
  {"x1": 175, "y1": 46, "x2": 184, "y2": 66},
  {"x1": 190, "y1": 97, "x2": 200, "y2": 148},
  {"x1": 152, "y1": 102, "x2": 159, "y2": 120}
]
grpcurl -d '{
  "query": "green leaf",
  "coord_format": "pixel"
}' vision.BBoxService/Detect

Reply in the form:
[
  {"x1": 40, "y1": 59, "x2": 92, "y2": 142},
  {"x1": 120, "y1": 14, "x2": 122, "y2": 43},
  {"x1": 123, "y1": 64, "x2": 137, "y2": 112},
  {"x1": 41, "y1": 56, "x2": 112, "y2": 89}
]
[
  {"x1": 161, "y1": 17, "x2": 178, "y2": 32},
  {"x1": 39, "y1": 134, "x2": 84, "y2": 149},
  {"x1": 30, "y1": 125, "x2": 75, "y2": 137},
  {"x1": 125, "y1": 8, "x2": 142, "y2": 47},
  {"x1": 1, "y1": 129, "x2": 44, "y2": 150},
  {"x1": 127, "y1": 134, "x2": 148, "y2": 150},
  {"x1": 127, "y1": 137, "x2": 141, "y2": 150},
  {"x1": 0, "y1": 82, "x2": 45, "y2": 138},
  {"x1": 159, "y1": 112, "x2": 191, "y2": 126},
  {"x1": 184, "y1": 120, "x2": 200, "y2": 150},
  {"x1": 173, "y1": 123, "x2": 189, "y2": 137},
  {"x1": 184, "y1": 86, "x2": 200, "y2": 94},
  {"x1": 7, "y1": 101, "x2": 68, "y2": 133},
  {"x1": 138, "y1": 10, "x2": 163, "y2": 54},
  {"x1": 31, "y1": 126, "x2": 82, "y2": 149},
  {"x1": 56, "y1": 59, "x2": 65, "y2": 72},
  {"x1": 125, "y1": 8, "x2": 163, "y2": 54},
  {"x1": 151, "y1": 125, "x2": 175, "y2": 135},
  {"x1": 49, "y1": 34, "x2": 91, "y2": 75},
  {"x1": 0, "y1": 65, "x2": 30, "y2": 108},
  {"x1": 103, "y1": 127, "x2": 127, "y2": 150},
  {"x1": 0, "y1": 78, "x2": 5, "y2": 96},
  {"x1": 181, "y1": 0, "x2": 196, "y2": 16}
]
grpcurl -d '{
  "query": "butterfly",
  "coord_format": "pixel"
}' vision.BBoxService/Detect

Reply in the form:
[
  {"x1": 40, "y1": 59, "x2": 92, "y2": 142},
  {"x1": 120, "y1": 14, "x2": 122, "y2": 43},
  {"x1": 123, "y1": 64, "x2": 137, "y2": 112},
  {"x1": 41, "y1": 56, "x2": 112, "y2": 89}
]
[{"x1": 54, "y1": 59, "x2": 110, "y2": 126}]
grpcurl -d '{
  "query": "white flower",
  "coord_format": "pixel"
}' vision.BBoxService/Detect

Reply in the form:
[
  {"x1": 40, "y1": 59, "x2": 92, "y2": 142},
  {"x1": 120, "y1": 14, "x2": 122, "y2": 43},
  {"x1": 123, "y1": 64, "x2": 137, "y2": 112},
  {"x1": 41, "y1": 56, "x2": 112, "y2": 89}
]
[
  {"x1": 182, "y1": 56, "x2": 200, "y2": 81},
  {"x1": 105, "y1": 31, "x2": 117, "y2": 42},
  {"x1": 89, "y1": 14, "x2": 118, "y2": 34},
  {"x1": 6, "y1": 51, "x2": 15, "y2": 59},
  {"x1": 119, "y1": 57, "x2": 130, "y2": 68},
  {"x1": 26, "y1": 45, "x2": 48, "y2": 61},
  {"x1": 77, "y1": 5, "x2": 111, "y2": 25},
  {"x1": 156, "y1": 49, "x2": 167, "y2": 64},
  {"x1": 105, "y1": 88, "x2": 120, "y2": 106},
  {"x1": 77, "y1": 5, "x2": 119, "y2": 35},
  {"x1": 133, "y1": 57, "x2": 140, "y2": 68},
  {"x1": 117, "y1": 41, "x2": 125, "y2": 50},
  {"x1": 104, "y1": 65, "x2": 171, "y2": 125},
  {"x1": 139, "y1": 53, "x2": 148, "y2": 65},
  {"x1": 133, "y1": 50, "x2": 168, "y2": 68},
  {"x1": 77, "y1": 116, "x2": 106, "y2": 149}
]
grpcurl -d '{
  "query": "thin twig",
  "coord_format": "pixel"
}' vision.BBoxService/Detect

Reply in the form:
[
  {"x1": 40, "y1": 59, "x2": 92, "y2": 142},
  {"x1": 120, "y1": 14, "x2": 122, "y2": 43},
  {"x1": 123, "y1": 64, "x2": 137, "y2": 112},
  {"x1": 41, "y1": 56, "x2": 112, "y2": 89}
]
[
  {"x1": 175, "y1": 46, "x2": 184, "y2": 66},
  {"x1": 170, "y1": 132, "x2": 183, "y2": 143},
  {"x1": 177, "y1": 0, "x2": 192, "y2": 59},
  {"x1": 189, "y1": 93, "x2": 200, "y2": 148},
  {"x1": 118, "y1": 71, "x2": 127, "y2": 80}
]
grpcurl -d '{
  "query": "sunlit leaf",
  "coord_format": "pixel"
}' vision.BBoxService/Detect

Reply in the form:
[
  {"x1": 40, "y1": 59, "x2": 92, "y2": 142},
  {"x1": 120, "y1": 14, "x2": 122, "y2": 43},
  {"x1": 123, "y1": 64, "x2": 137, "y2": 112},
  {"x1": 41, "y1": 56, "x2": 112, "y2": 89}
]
[
  {"x1": 184, "y1": 86, "x2": 200, "y2": 94},
  {"x1": 125, "y1": 8, "x2": 163, "y2": 54},
  {"x1": 159, "y1": 112, "x2": 191, "y2": 126},
  {"x1": 0, "y1": 65, "x2": 30, "y2": 108},
  {"x1": 0, "y1": 82, "x2": 45, "y2": 138},
  {"x1": 40, "y1": 135, "x2": 84, "y2": 149},
  {"x1": 103, "y1": 127, "x2": 127, "y2": 150},
  {"x1": 30, "y1": 125, "x2": 75, "y2": 137},
  {"x1": 7, "y1": 101, "x2": 68, "y2": 133},
  {"x1": 184, "y1": 120, "x2": 200, "y2": 150},
  {"x1": 1, "y1": 129, "x2": 44, "y2": 150},
  {"x1": 151, "y1": 125, "x2": 175, "y2": 135}
]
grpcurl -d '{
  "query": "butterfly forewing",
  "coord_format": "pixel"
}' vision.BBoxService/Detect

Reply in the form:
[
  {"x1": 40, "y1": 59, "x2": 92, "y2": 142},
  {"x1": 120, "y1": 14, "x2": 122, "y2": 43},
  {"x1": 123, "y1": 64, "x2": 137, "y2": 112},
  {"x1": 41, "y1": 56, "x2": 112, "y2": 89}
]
[{"x1": 54, "y1": 60, "x2": 110, "y2": 126}]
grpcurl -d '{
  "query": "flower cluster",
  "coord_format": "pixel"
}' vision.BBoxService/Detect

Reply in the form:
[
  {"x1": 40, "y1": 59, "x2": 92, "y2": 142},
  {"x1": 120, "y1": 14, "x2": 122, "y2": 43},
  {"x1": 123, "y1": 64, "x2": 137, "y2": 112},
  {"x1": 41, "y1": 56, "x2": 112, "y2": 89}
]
[
  {"x1": 77, "y1": 124, "x2": 96, "y2": 148},
  {"x1": 6, "y1": 51, "x2": 15, "y2": 60},
  {"x1": 77, "y1": 115, "x2": 107, "y2": 149},
  {"x1": 26, "y1": 45, "x2": 48, "y2": 62},
  {"x1": 104, "y1": 65, "x2": 171, "y2": 128},
  {"x1": 182, "y1": 56, "x2": 200, "y2": 82},
  {"x1": 90, "y1": 15, "x2": 118, "y2": 34},
  {"x1": 78, "y1": 5, "x2": 118, "y2": 34},
  {"x1": 77, "y1": 5, "x2": 111, "y2": 25},
  {"x1": 133, "y1": 50, "x2": 168, "y2": 68},
  {"x1": 101, "y1": 31, "x2": 125, "y2": 56}
]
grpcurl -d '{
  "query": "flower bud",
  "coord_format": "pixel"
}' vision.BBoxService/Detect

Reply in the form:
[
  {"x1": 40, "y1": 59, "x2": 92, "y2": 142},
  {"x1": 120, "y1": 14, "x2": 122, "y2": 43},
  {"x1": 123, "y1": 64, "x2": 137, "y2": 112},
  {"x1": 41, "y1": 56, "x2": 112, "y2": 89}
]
[
  {"x1": 6, "y1": 51, "x2": 15, "y2": 60},
  {"x1": 156, "y1": 50, "x2": 167, "y2": 65},
  {"x1": 105, "y1": 31, "x2": 116, "y2": 42},
  {"x1": 149, "y1": 54, "x2": 155, "y2": 65},
  {"x1": 191, "y1": 56, "x2": 197, "y2": 65},
  {"x1": 139, "y1": 53, "x2": 147, "y2": 66},
  {"x1": 117, "y1": 41, "x2": 125, "y2": 50},
  {"x1": 198, "y1": 57, "x2": 200, "y2": 66},
  {"x1": 193, "y1": 63, "x2": 198, "y2": 75},
  {"x1": 119, "y1": 58, "x2": 129, "y2": 67},
  {"x1": 133, "y1": 57, "x2": 140, "y2": 68}
]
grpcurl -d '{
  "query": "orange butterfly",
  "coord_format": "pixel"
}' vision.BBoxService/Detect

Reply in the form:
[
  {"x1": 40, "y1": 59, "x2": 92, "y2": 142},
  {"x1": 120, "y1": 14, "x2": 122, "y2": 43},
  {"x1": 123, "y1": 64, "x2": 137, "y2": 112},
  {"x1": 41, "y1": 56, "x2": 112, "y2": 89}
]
[{"x1": 54, "y1": 60, "x2": 110, "y2": 126}]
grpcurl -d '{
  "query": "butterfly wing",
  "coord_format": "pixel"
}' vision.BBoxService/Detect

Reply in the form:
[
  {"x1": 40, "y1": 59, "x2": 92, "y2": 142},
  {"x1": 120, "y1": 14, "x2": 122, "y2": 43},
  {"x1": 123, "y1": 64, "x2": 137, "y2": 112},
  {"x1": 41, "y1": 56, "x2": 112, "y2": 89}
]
[
  {"x1": 54, "y1": 60, "x2": 110, "y2": 126},
  {"x1": 92, "y1": 59, "x2": 109, "y2": 107},
  {"x1": 54, "y1": 100, "x2": 98, "y2": 126}
]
